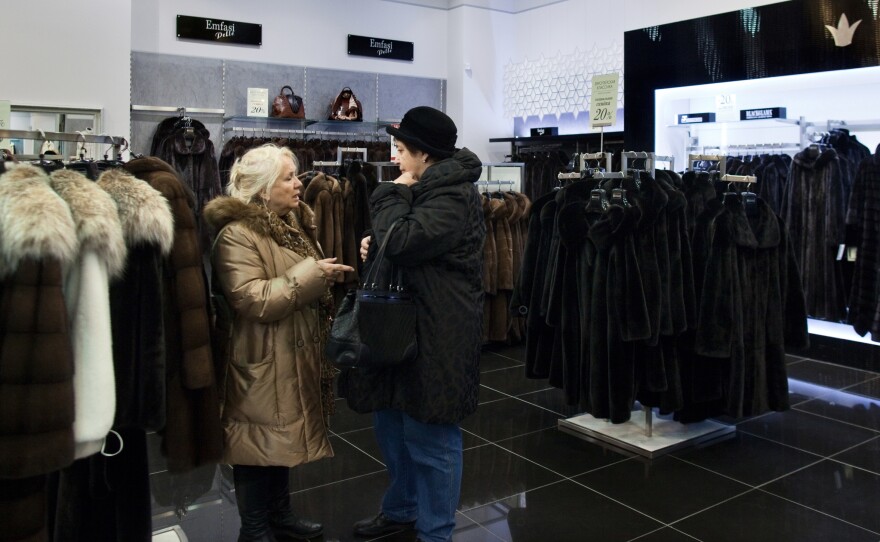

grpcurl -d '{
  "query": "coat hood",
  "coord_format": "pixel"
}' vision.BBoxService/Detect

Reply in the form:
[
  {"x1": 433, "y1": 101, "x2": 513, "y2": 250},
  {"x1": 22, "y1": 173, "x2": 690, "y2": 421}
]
[
  {"x1": 414, "y1": 147, "x2": 482, "y2": 194},
  {"x1": 49, "y1": 169, "x2": 126, "y2": 279},
  {"x1": 97, "y1": 168, "x2": 175, "y2": 256},
  {"x1": 0, "y1": 164, "x2": 78, "y2": 279}
]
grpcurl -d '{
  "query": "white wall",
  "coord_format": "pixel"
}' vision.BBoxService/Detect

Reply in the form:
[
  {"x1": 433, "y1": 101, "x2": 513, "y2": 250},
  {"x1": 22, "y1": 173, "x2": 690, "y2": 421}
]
[
  {"x1": 131, "y1": 0, "x2": 449, "y2": 80},
  {"x1": 0, "y1": 0, "x2": 131, "y2": 147}
]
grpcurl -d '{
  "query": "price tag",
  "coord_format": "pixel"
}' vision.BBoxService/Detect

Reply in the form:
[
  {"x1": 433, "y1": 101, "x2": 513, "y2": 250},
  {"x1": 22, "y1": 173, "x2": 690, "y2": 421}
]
[
  {"x1": 590, "y1": 74, "x2": 619, "y2": 128},
  {"x1": 715, "y1": 93, "x2": 737, "y2": 122},
  {"x1": 0, "y1": 100, "x2": 10, "y2": 151},
  {"x1": 247, "y1": 88, "x2": 269, "y2": 117}
]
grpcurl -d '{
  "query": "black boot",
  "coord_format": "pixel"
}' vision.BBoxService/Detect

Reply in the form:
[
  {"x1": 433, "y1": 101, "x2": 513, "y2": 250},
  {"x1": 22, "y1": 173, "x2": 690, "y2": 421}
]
[
  {"x1": 268, "y1": 467, "x2": 323, "y2": 540},
  {"x1": 233, "y1": 465, "x2": 278, "y2": 542}
]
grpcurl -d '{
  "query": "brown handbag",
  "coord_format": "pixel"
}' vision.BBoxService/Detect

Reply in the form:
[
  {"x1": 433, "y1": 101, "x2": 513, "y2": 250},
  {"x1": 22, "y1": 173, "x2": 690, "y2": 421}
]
[
  {"x1": 271, "y1": 85, "x2": 305, "y2": 119},
  {"x1": 328, "y1": 87, "x2": 363, "y2": 121}
]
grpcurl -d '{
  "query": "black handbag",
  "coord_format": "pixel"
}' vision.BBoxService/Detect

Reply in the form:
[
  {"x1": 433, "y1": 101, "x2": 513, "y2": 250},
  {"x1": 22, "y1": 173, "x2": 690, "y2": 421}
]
[{"x1": 325, "y1": 221, "x2": 418, "y2": 369}]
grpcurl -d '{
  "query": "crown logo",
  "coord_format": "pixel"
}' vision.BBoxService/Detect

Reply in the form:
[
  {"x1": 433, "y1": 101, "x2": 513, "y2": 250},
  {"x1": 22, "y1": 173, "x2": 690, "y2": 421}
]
[{"x1": 825, "y1": 13, "x2": 862, "y2": 47}]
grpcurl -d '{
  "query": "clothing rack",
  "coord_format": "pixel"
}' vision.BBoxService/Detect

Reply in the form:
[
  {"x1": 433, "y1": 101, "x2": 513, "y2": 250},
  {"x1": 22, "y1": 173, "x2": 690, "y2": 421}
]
[
  {"x1": 368, "y1": 161, "x2": 400, "y2": 183},
  {"x1": 475, "y1": 180, "x2": 516, "y2": 192},
  {"x1": 558, "y1": 149, "x2": 738, "y2": 456},
  {"x1": 688, "y1": 153, "x2": 757, "y2": 183},
  {"x1": 621, "y1": 151, "x2": 656, "y2": 178},
  {"x1": 338, "y1": 147, "x2": 368, "y2": 163},
  {"x1": 0, "y1": 129, "x2": 127, "y2": 160},
  {"x1": 826, "y1": 119, "x2": 880, "y2": 132},
  {"x1": 579, "y1": 152, "x2": 613, "y2": 174},
  {"x1": 131, "y1": 105, "x2": 226, "y2": 116}
]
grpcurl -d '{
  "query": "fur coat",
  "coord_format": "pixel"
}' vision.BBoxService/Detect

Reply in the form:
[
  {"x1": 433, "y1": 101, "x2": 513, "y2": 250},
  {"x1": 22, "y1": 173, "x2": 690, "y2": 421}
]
[
  {"x1": 204, "y1": 197, "x2": 333, "y2": 467},
  {"x1": 694, "y1": 196, "x2": 809, "y2": 418},
  {"x1": 123, "y1": 157, "x2": 223, "y2": 472},
  {"x1": 846, "y1": 149, "x2": 880, "y2": 341},
  {"x1": 302, "y1": 172, "x2": 344, "y2": 280},
  {"x1": 781, "y1": 148, "x2": 849, "y2": 321},
  {"x1": 97, "y1": 169, "x2": 175, "y2": 430},
  {"x1": 0, "y1": 164, "x2": 78, "y2": 542},
  {"x1": 48, "y1": 169, "x2": 127, "y2": 459},
  {"x1": 338, "y1": 148, "x2": 486, "y2": 424}
]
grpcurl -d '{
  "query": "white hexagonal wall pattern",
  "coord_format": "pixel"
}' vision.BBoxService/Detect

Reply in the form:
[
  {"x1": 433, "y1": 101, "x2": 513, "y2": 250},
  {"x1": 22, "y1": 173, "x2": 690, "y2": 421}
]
[{"x1": 503, "y1": 42, "x2": 623, "y2": 119}]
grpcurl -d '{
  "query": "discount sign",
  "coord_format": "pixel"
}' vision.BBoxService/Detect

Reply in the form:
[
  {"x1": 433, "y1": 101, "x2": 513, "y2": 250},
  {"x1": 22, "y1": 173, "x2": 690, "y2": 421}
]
[{"x1": 590, "y1": 73, "x2": 619, "y2": 128}]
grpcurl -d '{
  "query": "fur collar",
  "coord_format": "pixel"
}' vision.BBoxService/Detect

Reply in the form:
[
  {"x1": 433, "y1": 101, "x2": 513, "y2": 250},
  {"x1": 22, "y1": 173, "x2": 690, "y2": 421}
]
[
  {"x1": 792, "y1": 148, "x2": 839, "y2": 169},
  {"x1": 303, "y1": 172, "x2": 340, "y2": 204},
  {"x1": 589, "y1": 205, "x2": 642, "y2": 252},
  {"x1": 97, "y1": 169, "x2": 174, "y2": 256},
  {"x1": 0, "y1": 164, "x2": 78, "y2": 278},
  {"x1": 203, "y1": 196, "x2": 318, "y2": 244},
  {"x1": 49, "y1": 169, "x2": 126, "y2": 279},
  {"x1": 720, "y1": 196, "x2": 780, "y2": 249}
]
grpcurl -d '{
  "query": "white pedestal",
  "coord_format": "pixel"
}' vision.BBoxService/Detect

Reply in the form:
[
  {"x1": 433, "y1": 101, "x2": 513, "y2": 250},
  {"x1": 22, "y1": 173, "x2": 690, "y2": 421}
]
[{"x1": 558, "y1": 411, "x2": 735, "y2": 459}]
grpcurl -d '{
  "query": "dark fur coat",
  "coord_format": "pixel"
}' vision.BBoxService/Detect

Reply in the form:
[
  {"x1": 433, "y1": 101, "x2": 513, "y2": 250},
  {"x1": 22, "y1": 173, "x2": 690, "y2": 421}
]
[
  {"x1": 694, "y1": 196, "x2": 809, "y2": 418},
  {"x1": 846, "y1": 149, "x2": 880, "y2": 341},
  {"x1": 124, "y1": 157, "x2": 223, "y2": 472}
]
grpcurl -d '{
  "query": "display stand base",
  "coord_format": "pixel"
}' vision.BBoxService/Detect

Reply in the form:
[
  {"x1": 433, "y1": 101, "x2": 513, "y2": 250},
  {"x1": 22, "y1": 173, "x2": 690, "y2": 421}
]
[{"x1": 558, "y1": 411, "x2": 735, "y2": 459}]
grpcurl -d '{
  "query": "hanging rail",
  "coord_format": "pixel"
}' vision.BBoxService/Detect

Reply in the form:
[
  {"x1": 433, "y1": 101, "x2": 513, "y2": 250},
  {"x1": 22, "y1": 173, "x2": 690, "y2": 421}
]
[{"x1": 131, "y1": 105, "x2": 226, "y2": 115}]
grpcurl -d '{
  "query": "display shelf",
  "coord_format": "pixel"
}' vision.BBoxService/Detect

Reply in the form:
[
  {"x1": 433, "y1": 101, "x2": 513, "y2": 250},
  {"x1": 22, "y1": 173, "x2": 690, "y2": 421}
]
[{"x1": 558, "y1": 410, "x2": 735, "y2": 459}]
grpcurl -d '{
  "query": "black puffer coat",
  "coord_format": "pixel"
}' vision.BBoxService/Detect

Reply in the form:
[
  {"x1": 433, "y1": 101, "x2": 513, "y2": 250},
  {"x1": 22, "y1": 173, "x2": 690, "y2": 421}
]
[{"x1": 338, "y1": 148, "x2": 486, "y2": 424}]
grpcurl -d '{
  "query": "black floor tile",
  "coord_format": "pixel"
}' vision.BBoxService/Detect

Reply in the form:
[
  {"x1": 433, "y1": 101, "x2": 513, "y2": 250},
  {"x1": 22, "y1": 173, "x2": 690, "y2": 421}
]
[
  {"x1": 479, "y1": 366, "x2": 552, "y2": 397},
  {"x1": 288, "y1": 434, "x2": 385, "y2": 493},
  {"x1": 460, "y1": 397, "x2": 561, "y2": 442},
  {"x1": 671, "y1": 432, "x2": 821, "y2": 486},
  {"x1": 328, "y1": 398, "x2": 375, "y2": 435},
  {"x1": 480, "y1": 352, "x2": 525, "y2": 372},
  {"x1": 478, "y1": 386, "x2": 507, "y2": 404},
  {"x1": 737, "y1": 409, "x2": 879, "y2": 457},
  {"x1": 495, "y1": 427, "x2": 626, "y2": 477},
  {"x1": 629, "y1": 527, "x2": 703, "y2": 541},
  {"x1": 572, "y1": 456, "x2": 750, "y2": 524},
  {"x1": 514, "y1": 388, "x2": 585, "y2": 417},
  {"x1": 762, "y1": 459, "x2": 880, "y2": 534},
  {"x1": 786, "y1": 359, "x2": 878, "y2": 390},
  {"x1": 832, "y1": 436, "x2": 880, "y2": 475},
  {"x1": 459, "y1": 444, "x2": 563, "y2": 511},
  {"x1": 847, "y1": 376, "x2": 880, "y2": 399},
  {"x1": 481, "y1": 343, "x2": 527, "y2": 363},
  {"x1": 673, "y1": 489, "x2": 879, "y2": 542},
  {"x1": 793, "y1": 392, "x2": 880, "y2": 432},
  {"x1": 462, "y1": 480, "x2": 663, "y2": 542}
]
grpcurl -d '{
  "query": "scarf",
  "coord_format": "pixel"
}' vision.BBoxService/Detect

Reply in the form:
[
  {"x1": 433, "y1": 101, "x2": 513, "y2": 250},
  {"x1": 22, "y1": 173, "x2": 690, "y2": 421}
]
[{"x1": 259, "y1": 201, "x2": 340, "y2": 416}]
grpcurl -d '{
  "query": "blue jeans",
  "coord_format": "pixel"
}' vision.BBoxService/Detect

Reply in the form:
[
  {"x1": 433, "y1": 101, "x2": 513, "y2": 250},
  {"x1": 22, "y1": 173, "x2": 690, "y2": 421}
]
[{"x1": 373, "y1": 409, "x2": 463, "y2": 542}]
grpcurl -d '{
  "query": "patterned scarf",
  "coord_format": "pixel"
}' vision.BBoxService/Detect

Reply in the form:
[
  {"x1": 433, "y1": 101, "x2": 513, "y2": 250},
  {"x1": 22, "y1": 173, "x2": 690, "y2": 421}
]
[{"x1": 259, "y1": 201, "x2": 339, "y2": 416}]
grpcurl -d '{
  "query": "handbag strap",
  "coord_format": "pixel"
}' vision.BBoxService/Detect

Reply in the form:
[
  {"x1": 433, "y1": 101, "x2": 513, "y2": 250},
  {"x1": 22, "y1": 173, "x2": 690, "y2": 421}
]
[
  {"x1": 363, "y1": 220, "x2": 404, "y2": 289},
  {"x1": 281, "y1": 85, "x2": 294, "y2": 95}
]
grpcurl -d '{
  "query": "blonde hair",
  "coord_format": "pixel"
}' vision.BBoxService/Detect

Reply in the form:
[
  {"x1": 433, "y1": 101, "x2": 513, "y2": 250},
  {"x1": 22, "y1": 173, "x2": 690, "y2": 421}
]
[{"x1": 227, "y1": 144, "x2": 299, "y2": 203}]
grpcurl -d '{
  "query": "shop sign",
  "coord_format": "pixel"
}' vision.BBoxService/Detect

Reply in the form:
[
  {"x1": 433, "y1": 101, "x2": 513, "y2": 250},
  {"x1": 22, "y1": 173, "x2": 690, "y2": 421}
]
[
  {"x1": 530, "y1": 127, "x2": 558, "y2": 137},
  {"x1": 247, "y1": 88, "x2": 269, "y2": 117},
  {"x1": 740, "y1": 107, "x2": 787, "y2": 121},
  {"x1": 177, "y1": 15, "x2": 262, "y2": 46},
  {"x1": 348, "y1": 35, "x2": 413, "y2": 61},
  {"x1": 677, "y1": 112, "x2": 716, "y2": 124},
  {"x1": 590, "y1": 73, "x2": 620, "y2": 128}
]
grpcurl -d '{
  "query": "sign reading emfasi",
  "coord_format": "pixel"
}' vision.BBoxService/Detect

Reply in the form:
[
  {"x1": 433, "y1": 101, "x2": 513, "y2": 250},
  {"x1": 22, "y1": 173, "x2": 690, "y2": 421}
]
[
  {"x1": 177, "y1": 15, "x2": 262, "y2": 46},
  {"x1": 348, "y1": 34, "x2": 414, "y2": 61}
]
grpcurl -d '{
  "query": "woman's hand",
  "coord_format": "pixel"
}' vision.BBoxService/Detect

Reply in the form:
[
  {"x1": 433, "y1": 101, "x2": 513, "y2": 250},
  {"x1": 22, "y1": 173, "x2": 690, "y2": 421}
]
[
  {"x1": 393, "y1": 171, "x2": 418, "y2": 186},
  {"x1": 360, "y1": 236, "x2": 371, "y2": 262},
  {"x1": 316, "y1": 257, "x2": 354, "y2": 285}
]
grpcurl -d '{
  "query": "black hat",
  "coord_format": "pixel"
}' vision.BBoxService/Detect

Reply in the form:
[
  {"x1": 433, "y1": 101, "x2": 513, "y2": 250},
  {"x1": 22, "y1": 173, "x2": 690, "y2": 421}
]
[{"x1": 386, "y1": 106, "x2": 457, "y2": 159}]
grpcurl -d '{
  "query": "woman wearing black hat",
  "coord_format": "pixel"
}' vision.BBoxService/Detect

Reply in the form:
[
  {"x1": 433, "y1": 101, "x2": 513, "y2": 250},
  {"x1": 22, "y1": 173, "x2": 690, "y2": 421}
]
[{"x1": 338, "y1": 106, "x2": 486, "y2": 542}]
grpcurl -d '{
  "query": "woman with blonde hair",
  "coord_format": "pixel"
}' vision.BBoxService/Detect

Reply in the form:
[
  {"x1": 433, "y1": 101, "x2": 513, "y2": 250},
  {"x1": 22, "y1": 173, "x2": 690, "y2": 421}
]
[{"x1": 204, "y1": 144, "x2": 352, "y2": 542}]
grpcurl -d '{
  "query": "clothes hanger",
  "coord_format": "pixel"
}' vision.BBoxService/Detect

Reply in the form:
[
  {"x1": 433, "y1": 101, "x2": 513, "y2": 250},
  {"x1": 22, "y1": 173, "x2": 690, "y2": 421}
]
[{"x1": 585, "y1": 188, "x2": 609, "y2": 214}]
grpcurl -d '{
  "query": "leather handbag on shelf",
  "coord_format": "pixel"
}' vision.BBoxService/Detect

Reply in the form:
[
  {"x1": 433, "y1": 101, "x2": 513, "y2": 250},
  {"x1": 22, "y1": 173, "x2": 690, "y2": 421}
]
[
  {"x1": 325, "y1": 221, "x2": 418, "y2": 369},
  {"x1": 328, "y1": 86, "x2": 363, "y2": 121},
  {"x1": 271, "y1": 85, "x2": 305, "y2": 119}
]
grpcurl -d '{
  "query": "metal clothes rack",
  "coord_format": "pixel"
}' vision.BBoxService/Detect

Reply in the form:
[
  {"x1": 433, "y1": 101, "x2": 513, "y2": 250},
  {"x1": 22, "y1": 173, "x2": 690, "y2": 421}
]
[
  {"x1": 688, "y1": 153, "x2": 757, "y2": 183},
  {"x1": 131, "y1": 105, "x2": 226, "y2": 116},
  {"x1": 827, "y1": 119, "x2": 880, "y2": 132},
  {"x1": 557, "y1": 149, "x2": 736, "y2": 458},
  {"x1": 0, "y1": 129, "x2": 127, "y2": 160},
  {"x1": 579, "y1": 151, "x2": 613, "y2": 174}
]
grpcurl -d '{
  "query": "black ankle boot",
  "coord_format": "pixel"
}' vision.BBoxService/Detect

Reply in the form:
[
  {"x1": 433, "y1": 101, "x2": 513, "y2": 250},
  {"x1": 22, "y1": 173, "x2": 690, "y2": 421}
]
[{"x1": 268, "y1": 467, "x2": 323, "y2": 540}]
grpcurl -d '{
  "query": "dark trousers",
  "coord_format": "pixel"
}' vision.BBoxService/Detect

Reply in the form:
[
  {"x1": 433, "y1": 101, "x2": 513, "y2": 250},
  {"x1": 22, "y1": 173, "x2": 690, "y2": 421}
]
[{"x1": 232, "y1": 465, "x2": 291, "y2": 537}]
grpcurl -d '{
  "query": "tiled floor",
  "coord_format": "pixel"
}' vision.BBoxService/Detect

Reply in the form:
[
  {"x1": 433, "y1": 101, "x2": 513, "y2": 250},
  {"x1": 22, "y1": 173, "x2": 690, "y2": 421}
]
[{"x1": 150, "y1": 345, "x2": 880, "y2": 542}]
